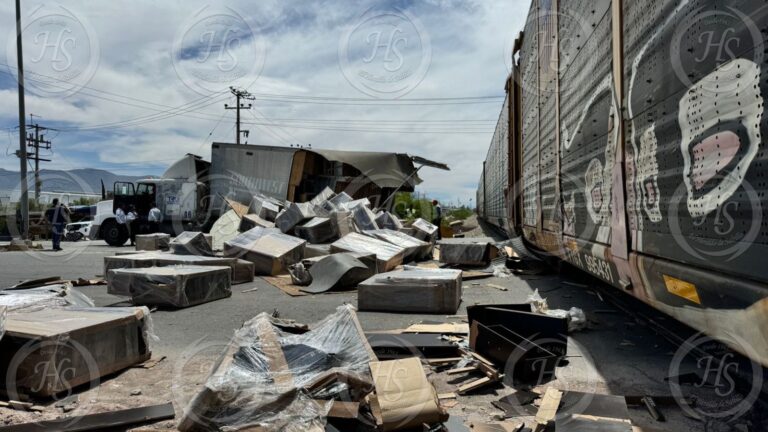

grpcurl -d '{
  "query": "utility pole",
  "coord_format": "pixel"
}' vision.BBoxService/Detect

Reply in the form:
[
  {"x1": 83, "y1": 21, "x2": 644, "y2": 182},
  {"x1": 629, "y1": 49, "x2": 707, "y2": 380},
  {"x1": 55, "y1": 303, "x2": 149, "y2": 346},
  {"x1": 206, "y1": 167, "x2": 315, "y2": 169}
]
[
  {"x1": 26, "y1": 121, "x2": 53, "y2": 202},
  {"x1": 15, "y1": 0, "x2": 29, "y2": 239},
  {"x1": 225, "y1": 87, "x2": 253, "y2": 144}
]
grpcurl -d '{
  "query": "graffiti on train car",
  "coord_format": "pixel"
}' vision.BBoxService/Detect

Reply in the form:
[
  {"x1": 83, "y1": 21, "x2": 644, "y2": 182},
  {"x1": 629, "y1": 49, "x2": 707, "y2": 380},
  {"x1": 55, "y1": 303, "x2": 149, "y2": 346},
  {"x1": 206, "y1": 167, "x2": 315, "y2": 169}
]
[
  {"x1": 625, "y1": 0, "x2": 768, "y2": 279},
  {"x1": 563, "y1": 238, "x2": 617, "y2": 286}
]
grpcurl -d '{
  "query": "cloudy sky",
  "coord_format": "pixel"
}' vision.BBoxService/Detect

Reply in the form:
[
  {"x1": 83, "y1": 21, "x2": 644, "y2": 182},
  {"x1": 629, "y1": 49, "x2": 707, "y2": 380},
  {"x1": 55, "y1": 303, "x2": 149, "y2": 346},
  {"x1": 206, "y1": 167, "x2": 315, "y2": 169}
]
[{"x1": 0, "y1": 0, "x2": 527, "y2": 205}]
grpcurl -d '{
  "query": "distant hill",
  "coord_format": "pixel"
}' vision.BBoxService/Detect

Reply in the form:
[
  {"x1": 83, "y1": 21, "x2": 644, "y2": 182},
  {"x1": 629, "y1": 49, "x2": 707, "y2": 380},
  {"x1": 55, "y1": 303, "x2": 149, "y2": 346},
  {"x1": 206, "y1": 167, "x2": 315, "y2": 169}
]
[{"x1": 0, "y1": 168, "x2": 149, "y2": 195}]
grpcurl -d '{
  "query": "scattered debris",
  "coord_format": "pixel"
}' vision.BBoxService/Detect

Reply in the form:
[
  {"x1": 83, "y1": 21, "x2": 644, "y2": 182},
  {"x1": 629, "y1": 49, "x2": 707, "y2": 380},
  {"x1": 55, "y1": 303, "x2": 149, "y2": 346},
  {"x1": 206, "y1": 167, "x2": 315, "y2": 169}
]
[
  {"x1": 0, "y1": 402, "x2": 175, "y2": 432},
  {"x1": 302, "y1": 253, "x2": 372, "y2": 294},
  {"x1": 403, "y1": 322, "x2": 469, "y2": 335},
  {"x1": 178, "y1": 305, "x2": 375, "y2": 432},
  {"x1": 368, "y1": 357, "x2": 449, "y2": 431},
  {"x1": 534, "y1": 388, "x2": 562, "y2": 431},
  {"x1": 367, "y1": 333, "x2": 460, "y2": 359},
  {"x1": 241, "y1": 287, "x2": 259, "y2": 294}
]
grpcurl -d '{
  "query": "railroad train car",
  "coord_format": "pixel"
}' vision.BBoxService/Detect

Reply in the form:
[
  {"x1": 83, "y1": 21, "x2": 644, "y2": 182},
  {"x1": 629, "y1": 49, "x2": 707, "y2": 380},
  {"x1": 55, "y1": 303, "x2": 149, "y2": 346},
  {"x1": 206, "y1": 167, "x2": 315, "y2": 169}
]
[{"x1": 477, "y1": 0, "x2": 768, "y2": 366}]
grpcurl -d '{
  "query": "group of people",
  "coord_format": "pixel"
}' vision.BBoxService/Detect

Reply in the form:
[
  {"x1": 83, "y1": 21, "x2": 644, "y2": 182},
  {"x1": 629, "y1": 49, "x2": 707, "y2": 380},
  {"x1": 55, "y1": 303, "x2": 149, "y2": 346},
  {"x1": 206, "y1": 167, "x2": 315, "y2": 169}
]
[{"x1": 115, "y1": 204, "x2": 163, "y2": 246}]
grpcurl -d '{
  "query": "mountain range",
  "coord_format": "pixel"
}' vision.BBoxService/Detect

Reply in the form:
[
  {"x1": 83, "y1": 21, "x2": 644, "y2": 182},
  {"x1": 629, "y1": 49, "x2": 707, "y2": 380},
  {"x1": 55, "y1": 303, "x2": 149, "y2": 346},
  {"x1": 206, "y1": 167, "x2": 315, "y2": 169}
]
[{"x1": 0, "y1": 168, "x2": 148, "y2": 195}]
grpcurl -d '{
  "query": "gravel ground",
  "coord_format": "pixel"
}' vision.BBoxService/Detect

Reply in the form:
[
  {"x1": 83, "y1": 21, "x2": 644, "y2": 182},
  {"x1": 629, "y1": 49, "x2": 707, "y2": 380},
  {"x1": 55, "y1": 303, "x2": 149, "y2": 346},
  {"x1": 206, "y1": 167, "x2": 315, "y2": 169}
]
[{"x1": 0, "y1": 224, "x2": 758, "y2": 431}]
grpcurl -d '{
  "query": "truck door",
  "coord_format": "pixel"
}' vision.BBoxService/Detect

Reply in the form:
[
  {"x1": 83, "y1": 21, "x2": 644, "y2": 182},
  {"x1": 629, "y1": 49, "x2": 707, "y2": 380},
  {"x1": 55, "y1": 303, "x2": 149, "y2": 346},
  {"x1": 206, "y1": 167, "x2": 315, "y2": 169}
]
[
  {"x1": 113, "y1": 182, "x2": 135, "y2": 213},
  {"x1": 135, "y1": 183, "x2": 156, "y2": 217}
]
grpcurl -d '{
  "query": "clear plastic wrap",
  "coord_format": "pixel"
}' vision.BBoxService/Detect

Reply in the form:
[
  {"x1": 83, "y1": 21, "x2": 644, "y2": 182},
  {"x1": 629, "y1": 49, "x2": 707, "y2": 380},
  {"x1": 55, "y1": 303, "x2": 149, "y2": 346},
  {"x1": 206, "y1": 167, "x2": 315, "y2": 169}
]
[
  {"x1": 358, "y1": 269, "x2": 463, "y2": 314},
  {"x1": 108, "y1": 266, "x2": 232, "y2": 308},
  {"x1": 0, "y1": 306, "x2": 155, "y2": 397},
  {"x1": 309, "y1": 186, "x2": 336, "y2": 206},
  {"x1": 328, "y1": 191, "x2": 353, "y2": 208},
  {"x1": 105, "y1": 253, "x2": 252, "y2": 295},
  {"x1": 0, "y1": 284, "x2": 95, "y2": 312},
  {"x1": 135, "y1": 233, "x2": 171, "y2": 251},
  {"x1": 275, "y1": 202, "x2": 316, "y2": 233},
  {"x1": 249, "y1": 194, "x2": 283, "y2": 222},
  {"x1": 412, "y1": 218, "x2": 439, "y2": 242},
  {"x1": 171, "y1": 231, "x2": 213, "y2": 256},
  {"x1": 294, "y1": 217, "x2": 338, "y2": 244},
  {"x1": 438, "y1": 238, "x2": 495, "y2": 266},
  {"x1": 330, "y1": 210, "x2": 355, "y2": 238},
  {"x1": 364, "y1": 229, "x2": 432, "y2": 262},
  {"x1": 223, "y1": 227, "x2": 306, "y2": 275},
  {"x1": 375, "y1": 211, "x2": 404, "y2": 231},
  {"x1": 178, "y1": 305, "x2": 376, "y2": 432},
  {"x1": 352, "y1": 205, "x2": 379, "y2": 232},
  {"x1": 331, "y1": 233, "x2": 405, "y2": 272},
  {"x1": 239, "y1": 214, "x2": 275, "y2": 232},
  {"x1": 339, "y1": 198, "x2": 370, "y2": 211}
]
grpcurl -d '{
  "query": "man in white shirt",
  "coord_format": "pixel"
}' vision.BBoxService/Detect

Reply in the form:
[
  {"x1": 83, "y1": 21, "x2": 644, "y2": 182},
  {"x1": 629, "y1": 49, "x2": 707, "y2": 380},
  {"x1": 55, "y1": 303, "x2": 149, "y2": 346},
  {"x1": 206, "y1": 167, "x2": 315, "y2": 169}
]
[
  {"x1": 127, "y1": 206, "x2": 138, "y2": 246},
  {"x1": 115, "y1": 205, "x2": 129, "y2": 246},
  {"x1": 148, "y1": 205, "x2": 163, "y2": 233}
]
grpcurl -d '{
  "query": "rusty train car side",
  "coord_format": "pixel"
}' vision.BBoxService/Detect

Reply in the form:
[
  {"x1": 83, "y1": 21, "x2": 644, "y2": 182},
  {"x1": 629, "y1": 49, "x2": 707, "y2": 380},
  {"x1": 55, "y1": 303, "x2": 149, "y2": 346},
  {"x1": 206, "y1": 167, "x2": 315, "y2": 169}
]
[{"x1": 478, "y1": 0, "x2": 768, "y2": 366}]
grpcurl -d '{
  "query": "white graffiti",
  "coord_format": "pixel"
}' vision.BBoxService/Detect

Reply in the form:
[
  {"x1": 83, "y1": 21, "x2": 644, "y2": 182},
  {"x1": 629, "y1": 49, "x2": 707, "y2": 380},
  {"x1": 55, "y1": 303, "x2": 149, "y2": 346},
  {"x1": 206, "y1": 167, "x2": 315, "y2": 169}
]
[
  {"x1": 638, "y1": 123, "x2": 663, "y2": 222},
  {"x1": 679, "y1": 58, "x2": 764, "y2": 218}
]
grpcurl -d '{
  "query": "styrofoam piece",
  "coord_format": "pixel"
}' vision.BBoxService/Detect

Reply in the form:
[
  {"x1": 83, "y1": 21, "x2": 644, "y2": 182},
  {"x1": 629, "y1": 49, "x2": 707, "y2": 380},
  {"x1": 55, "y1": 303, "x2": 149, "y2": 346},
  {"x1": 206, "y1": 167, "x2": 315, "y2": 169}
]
[{"x1": 358, "y1": 269, "x2": 463, "y2": 314}]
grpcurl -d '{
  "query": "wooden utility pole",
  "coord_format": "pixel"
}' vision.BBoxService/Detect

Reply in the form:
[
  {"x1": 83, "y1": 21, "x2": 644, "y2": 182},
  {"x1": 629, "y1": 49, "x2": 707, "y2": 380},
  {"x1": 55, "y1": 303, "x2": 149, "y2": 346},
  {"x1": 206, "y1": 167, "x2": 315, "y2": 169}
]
[
  {"x1": 26, "y1": 122, "x2": 53, "y2": 202},
  {"x1": 225, "y1": 87, "x2": 253, "y2": 144},
  {"x1": 15, "y1": 0, "x2": 29, "y2": 239}
]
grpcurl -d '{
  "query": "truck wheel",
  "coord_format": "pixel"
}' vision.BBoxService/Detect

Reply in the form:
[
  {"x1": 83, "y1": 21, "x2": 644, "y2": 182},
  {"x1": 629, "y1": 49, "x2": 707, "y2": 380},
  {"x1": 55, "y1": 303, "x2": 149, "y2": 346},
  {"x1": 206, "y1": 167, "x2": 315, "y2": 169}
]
[{"x1": 102, "y1": 219, "x2": 127, "y2": 246}]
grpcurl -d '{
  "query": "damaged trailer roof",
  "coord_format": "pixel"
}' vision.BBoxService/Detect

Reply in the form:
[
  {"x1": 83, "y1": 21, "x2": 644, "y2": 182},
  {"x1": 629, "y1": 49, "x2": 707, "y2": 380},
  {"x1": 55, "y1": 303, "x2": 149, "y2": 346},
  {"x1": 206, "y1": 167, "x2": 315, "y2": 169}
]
[{"x1": 208, "y1": 143, "x2": 448, "y2": 205}]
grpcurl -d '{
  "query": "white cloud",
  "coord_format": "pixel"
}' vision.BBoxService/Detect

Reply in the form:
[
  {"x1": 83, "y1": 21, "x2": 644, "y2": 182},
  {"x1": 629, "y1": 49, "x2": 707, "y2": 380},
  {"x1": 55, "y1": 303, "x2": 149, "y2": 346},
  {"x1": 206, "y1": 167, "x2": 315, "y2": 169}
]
[{"x1": 0, "y1": 0, "x2": 529, "y2": 204}]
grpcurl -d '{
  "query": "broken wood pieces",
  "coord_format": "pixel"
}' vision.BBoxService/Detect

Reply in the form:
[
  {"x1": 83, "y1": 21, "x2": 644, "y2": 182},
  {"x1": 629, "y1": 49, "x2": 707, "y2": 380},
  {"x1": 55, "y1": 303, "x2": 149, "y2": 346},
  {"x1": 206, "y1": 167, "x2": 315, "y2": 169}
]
[
  {"x1": 534, "y1": 388, "x2": 562, "y2": 431},
  {"x1": 0, "y1": 402, "x2": 175, "y2": 432}
]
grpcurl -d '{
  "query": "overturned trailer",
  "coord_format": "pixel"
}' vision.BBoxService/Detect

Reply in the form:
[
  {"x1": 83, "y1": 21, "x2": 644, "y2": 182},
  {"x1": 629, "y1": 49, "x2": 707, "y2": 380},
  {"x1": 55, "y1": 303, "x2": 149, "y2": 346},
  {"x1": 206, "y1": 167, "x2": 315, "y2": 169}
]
[
  {"x1": 90, "y1": 143, "x2": 448, "y2": 246},
  {"x1": 208, "y1": 143, "x2": 444, "y2": 213}
]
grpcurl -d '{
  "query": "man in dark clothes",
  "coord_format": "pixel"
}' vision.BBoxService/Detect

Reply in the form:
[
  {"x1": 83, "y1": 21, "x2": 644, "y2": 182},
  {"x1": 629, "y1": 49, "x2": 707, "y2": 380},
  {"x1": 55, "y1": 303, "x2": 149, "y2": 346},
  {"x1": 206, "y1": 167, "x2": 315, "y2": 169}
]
[{"x1": 46, "y1": 198, "x2": 70, "y2": 251}]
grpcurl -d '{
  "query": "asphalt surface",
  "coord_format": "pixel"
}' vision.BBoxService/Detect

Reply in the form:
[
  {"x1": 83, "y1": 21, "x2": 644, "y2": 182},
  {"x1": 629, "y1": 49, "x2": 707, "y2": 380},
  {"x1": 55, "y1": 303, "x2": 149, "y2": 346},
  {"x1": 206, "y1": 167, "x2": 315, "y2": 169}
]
[{"x1": 0, "y1": 235, "x2": 762, "y2": 431}]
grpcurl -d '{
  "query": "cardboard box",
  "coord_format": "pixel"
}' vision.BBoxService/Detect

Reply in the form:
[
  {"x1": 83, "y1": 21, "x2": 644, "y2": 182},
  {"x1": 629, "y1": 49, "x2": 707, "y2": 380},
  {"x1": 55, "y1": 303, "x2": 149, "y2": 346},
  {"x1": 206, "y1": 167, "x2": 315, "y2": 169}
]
[
  {"x1": 331, "y1": 233, "x2": 405, "y2": 272},
  {"x1": 223, "y1": 228, "x2": 306, "y2": 275},
  {"x1": 369, "y1": 357, "x2": 448, "y2": 431},
  {"x1": 295, "y1": 217, "x2": 338, "y2": 244},
  {"x1": 170, "y1": 232, "x2": 213, "y2": 256},
  {"x1": 438, "y1": 238, "x2": 497, "y2": 266},
  {"x1": 275, "y1": 202, "x2": 316, "y2": 233},
  {"x1": 364, "y1": 229, "x2": 432, "y2": 262},
  {"x1": 239, "y1": 214, "x2": 275, "y2": 232},
  {"x1": 108, "y1": 266, "x2": 232, "y2": 308},
  {"x1": 358, "y1": 269, "x2": 462, "y2": 314},
  {"x1": 0, "y1": 307, "x2": 152, "y2": 397},
  {"x1": 135, "y1": 233, "x2": 171, "y2": 251}
]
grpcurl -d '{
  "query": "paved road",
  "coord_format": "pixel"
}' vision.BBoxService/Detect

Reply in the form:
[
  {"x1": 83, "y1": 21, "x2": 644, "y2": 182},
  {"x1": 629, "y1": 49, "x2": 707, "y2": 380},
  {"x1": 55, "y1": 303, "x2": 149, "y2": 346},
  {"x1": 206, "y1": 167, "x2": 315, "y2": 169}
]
[{"x1": 0, "y1": 239, "x2": 752, "y2": 431}]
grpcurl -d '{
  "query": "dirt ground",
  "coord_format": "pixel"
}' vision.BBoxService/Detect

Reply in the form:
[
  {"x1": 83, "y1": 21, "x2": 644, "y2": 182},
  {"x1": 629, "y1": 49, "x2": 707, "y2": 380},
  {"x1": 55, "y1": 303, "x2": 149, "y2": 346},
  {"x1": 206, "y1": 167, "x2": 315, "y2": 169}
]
[{"x1": 0, "y1": 218, "x2": 764, "y2": 431}]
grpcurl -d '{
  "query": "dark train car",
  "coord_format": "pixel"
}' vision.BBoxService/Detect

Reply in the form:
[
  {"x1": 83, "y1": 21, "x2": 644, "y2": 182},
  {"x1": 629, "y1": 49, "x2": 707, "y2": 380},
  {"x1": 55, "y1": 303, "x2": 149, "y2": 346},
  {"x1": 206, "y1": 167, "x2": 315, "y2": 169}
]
[{"x1": 478, "y1": 0, "x2": 768, "y2": 366}]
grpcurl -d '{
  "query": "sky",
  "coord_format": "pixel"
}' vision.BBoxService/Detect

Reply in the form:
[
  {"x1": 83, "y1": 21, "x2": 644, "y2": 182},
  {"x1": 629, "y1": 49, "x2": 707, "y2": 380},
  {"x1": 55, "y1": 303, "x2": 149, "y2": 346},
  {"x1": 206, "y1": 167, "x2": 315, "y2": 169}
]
[{"x1": 0, "y1": 0, "x2": 528, "y2": 206}]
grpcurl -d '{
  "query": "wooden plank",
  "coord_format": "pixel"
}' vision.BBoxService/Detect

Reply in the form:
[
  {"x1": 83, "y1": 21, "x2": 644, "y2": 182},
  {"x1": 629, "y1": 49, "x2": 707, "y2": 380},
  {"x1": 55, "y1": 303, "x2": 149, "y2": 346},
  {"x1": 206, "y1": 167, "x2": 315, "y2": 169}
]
[
  {"x1": 535, "y1": 388, "x2": 563, "y2": 429},
  {"x1": 0, "y1": 403, "x2": 175, "y2": 432},
  {"x1": 447, "y1": 367, "x2": 479, "y2": 376},
  {"x1": 457, "y1": 376, "x2": 494, "y2": 395}
]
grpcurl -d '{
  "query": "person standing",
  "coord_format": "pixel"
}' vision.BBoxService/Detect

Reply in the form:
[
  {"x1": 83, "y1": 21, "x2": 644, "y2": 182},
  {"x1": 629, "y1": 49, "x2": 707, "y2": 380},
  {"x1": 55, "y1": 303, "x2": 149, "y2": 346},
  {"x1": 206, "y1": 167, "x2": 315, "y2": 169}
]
[
  {"x1": 148, "y1": 204, "x2": 163, "y2": 234},
  {"x1": 46, "y1": 198, "x2": 70, "y2": 251},
  {"x1": 115, "y1": 204, "x2": 129, "y2": 246},
  {"x1": 127, "y1": 205, "x2": 139, "y2": 246},
  {"x1": 432, "y1": 199, "x2": 443, "y2": 240}
]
